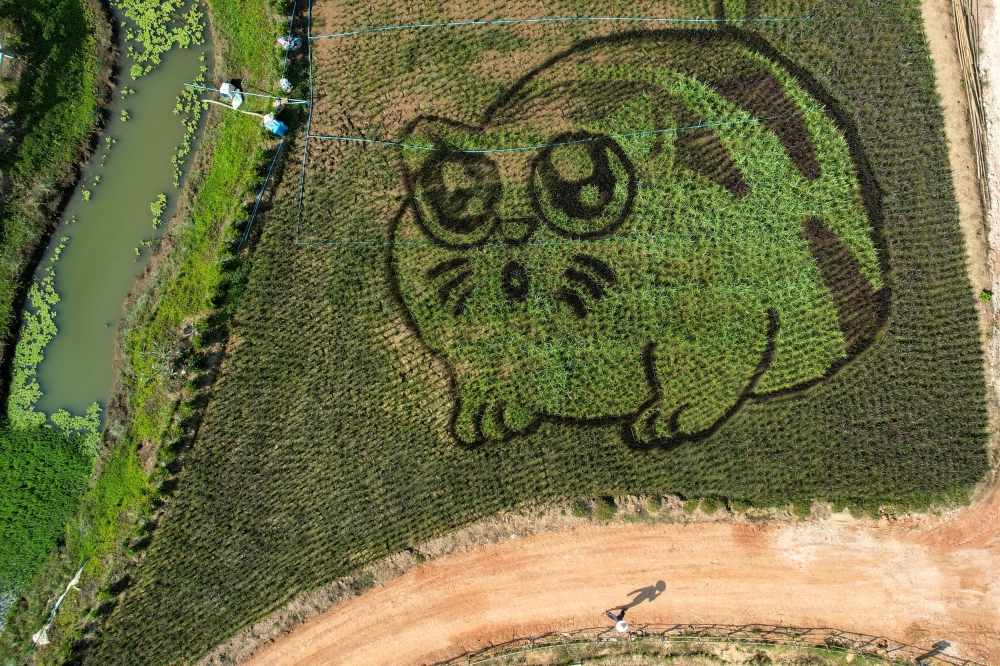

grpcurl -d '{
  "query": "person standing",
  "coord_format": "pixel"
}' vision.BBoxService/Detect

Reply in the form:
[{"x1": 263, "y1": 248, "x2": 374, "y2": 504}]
[{"x1": 605, "y1": 608, "x2": 628, "y2": 633}]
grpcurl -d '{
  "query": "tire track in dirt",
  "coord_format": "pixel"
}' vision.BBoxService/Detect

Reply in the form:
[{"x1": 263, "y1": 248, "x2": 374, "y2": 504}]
[{"x1": 239, "y1": 517, "x2": 1000, "y2": 666}]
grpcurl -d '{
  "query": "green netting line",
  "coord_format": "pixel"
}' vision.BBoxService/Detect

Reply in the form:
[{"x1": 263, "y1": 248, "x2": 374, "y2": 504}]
[
  {"x1": 310, "y1": 15, "x2": 812, "y2": 40},
  {"x1": 306, "y1": 109, "x2": 818, "y2": 154}
]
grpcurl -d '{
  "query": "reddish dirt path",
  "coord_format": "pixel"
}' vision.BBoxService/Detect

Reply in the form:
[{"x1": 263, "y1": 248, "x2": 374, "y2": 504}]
[
  {"x1": 242, "y1": 507, "x2": 1000, "y2": 666},
  {"x1": 237, "y1": 2, "x2": 1000, "y2": 664}
]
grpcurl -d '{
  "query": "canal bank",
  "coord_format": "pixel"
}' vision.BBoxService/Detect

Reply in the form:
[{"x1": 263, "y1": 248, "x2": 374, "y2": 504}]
[
  {"x1": 1, "y1": 0, "x2": 285, "y2": 657},
  {"x1": 14, "y1": 6, "x2": 209, "y2": 424}
]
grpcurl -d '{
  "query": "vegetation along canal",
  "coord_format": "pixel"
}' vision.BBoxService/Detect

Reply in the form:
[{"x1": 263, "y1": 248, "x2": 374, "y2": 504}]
[{"x1": 27, "y1": 8, "x2": 209, "y2": 420}]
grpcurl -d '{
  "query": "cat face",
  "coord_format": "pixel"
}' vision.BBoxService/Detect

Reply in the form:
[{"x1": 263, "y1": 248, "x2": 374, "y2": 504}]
[{"x1": 389, "y1": 32, "x2": 886, "y2": 447}]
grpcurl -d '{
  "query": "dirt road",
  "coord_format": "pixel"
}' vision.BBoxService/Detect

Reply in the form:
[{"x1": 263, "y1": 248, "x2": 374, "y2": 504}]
[
  {"x1": 235, "y1": 2, "x2": 1000, "y2": 664},
  {"x1": 241, "y1": 504, "x2": 1000, "y2": 665}
]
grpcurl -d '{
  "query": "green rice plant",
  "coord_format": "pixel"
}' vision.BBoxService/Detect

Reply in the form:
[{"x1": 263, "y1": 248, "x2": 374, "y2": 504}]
[{"x1": 67, "y1": 1, "x2": 992, "y2": 664}]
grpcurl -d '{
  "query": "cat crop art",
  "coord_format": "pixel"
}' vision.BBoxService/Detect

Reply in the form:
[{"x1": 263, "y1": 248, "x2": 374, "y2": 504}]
[{"x1": 389, "y1": 30, "x2": 887, "y2": 448}]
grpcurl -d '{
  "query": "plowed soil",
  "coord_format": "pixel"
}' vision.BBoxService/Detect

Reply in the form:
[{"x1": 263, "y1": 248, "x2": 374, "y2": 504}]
[{"x1": 237, "y1": 1, "x2": 1000, "y2": 664}]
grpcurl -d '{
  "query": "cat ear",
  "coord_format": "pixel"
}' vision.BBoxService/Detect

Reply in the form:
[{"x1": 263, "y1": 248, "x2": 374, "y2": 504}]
[
  {"x1": 399, "y1": 116, "x2": 480, "y2": 169},
  {"x1": 396, "y1": 117, "x2": 482, "y2": 193}
]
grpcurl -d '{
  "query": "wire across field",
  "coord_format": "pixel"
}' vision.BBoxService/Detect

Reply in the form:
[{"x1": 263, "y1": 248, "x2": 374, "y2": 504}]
[
  {"x1": 82, "y1": 1, "x2": 990, "y2": 664},
  {"x1": 293, "y1": 4, "x2": 816, "y2": 246}
]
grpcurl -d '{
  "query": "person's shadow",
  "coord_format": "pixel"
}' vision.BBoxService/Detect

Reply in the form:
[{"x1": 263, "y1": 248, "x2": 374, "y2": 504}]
[{"x1": 609, "y1": 580, "x2": 666, "y2": 614}]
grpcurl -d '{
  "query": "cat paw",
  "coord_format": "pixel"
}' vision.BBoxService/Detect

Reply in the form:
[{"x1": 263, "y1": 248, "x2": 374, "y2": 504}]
[
  {"x1": 626, "y1": 399, "x2": 684, "y2": 446},
  {"x1": 453, "y1": 397, "x2": 535, "y2": 444}
]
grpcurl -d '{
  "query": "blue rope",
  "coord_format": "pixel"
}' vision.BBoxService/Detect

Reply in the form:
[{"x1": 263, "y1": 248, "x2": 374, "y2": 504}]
[
  {"x1": 310, "y1": 15, "x2": 810, "y2": 40},
  {"x1": 184, "y1": 83, "x2": 308, "y2": 104},
  {"x1": 240, "y1": 139, "x2": 285, "y2": 250},
  {"x1": 305, "y1": 109, "x2": 817, "y2": 154}
]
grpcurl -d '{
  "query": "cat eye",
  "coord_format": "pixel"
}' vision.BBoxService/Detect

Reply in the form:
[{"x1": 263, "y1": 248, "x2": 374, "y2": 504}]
[
  {"x1": 415, "y1": 151, "x2": 502, "y2": 245},
  {"x1": 531, "y1": 132, "x2": 637, "y2": 239}
]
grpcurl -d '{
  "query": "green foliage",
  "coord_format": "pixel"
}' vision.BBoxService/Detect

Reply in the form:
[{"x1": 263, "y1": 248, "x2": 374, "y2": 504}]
[
  {"x1": 6, "y1": 240, "x2": 102, "y2": 451},
  {"x1": 2, "y1": 106, "x2": 267, "y2": 655},
  {"x1": 727, "y1": 499, "x2": 748, "y2": 513},
  {"x1": 151, "y1": 192, "x2": 167, "y2": 227},
  {"x1": 0, "y1": 0, "x2": 100, "y2": 334},
  {"x1": 6, "y1": 264, "x2": 60, "y2": 430},
  {"x1": 0, "y1": 424, "x2": 92, "y2": 606},
  {"x1": 126, "y1": 113, "x2": 263, "y2": 443},
  {"x1": 700, "y1": 497, "x2": 721, "y2": 515},
  {"x1": 76, "y1": 1, "x2": 991, "y2": 664},
  {"x1": 594, "y1": 496, "x2": 617, "y2": 521},
  {"x1": 172, "y1": 71, "x2": 206, "y2": 187},
  {"x1": 647, "y1": 495, "x2": 662, "y2": 513},
  {"x1": 571, "y1": 500, "x2": 588, "y2": 518},
  {"x1": 979, "y1": 289, "x2": 991, "y2": 302},
  {"x1": 207, "y1": 0, "x2": 277, "y2": 83},
  {"x1": 792, "y1": 501, "x2": 812, "y2": 517},
  {"x1": 112, "y1": 0, "x2": 204, "y2": 76},
  {"x1": 682, "y1": 499, "x2": 699, "y2": 514}
]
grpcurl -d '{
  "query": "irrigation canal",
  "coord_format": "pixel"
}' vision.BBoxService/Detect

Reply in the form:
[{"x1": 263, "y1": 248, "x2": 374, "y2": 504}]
[{"x1": 32, "y1": 9, "x2": 209, "y2": 419}]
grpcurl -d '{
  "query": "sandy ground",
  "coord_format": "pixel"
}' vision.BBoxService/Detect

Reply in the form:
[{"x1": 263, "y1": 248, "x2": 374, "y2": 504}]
[
  {"x1": 241, "y1": 510, "x2": 1000, "y2": 666},
  {"x1": 236, "y1": 3, "x2": 1000, "y2": 665}
]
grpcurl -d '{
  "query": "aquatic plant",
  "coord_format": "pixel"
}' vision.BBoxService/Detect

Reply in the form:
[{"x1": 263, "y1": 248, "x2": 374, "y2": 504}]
[
  {"x1": 6, "y1": 238, "x2": 102, "y2": 450},
  {"x1": 172, "y1": 71, "x2": 205, "y2": 187},
  {"x1": 151, "y1": 192, "x2": 167, "y2": 227},
  {"x1": 113, "y1": 0, "x2": 204, "y2": 77}
]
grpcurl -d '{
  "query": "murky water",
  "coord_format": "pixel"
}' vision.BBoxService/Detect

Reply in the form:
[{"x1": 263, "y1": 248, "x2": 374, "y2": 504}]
[{"x1": 33, "y1": 13, "x2": 210, "y2": 417}]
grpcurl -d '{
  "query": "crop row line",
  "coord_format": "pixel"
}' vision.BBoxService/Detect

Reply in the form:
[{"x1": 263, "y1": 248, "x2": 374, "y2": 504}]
[
  {"x1": 305, "y1": 109, "x2": 818, "y2": 153},
  {"x1": 310, "y1": 15, "x2": 813, "y2": 40}
]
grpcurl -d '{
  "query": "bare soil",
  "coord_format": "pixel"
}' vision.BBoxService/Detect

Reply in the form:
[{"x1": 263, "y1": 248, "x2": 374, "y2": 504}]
[
  {"x1": 239, "y1": 503, "x2": 1000, "y2": 666},
  {"x1": 228, "y1": 4, "x2": 1000, "y2": 665}
]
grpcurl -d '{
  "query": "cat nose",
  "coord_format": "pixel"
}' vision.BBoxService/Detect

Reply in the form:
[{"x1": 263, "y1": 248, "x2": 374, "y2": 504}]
[{"x1": 501, "y1": 261, "x2": 530, "y2": 301}]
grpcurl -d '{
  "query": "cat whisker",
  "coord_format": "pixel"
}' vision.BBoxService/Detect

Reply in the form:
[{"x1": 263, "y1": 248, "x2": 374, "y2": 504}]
[
  {"x1": 564, "y1": 267, "x2": 605, "y2": 300},
  {"x1": 555, "y1": 286, "x2": 588, "y2": 319},
  {"x1": 425, "y1": 257, "x2": 469, "y2": 281},
  {"x1": 571, "y1": 254, "x2": 617, "y2": 287},
  {"x1": 438, "y1": 269, "x2": 473, "y2": 306},
  {"x1": 453, "y1": 286, "x2": 473, "y2": 317}
]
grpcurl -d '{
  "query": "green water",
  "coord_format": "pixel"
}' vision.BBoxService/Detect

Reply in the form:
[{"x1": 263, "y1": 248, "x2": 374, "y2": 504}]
[{"x1": 33, "y1": 23, "x2": 209, "y2": 417}]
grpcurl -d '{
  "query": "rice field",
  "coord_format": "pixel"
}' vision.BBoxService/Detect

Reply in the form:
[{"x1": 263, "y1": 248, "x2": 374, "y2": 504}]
[{"x1": 78, "y1": 0, "x2": 989, "y2": 663}]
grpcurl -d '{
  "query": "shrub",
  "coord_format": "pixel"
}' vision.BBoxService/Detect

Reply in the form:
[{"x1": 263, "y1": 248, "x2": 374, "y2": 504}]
[
  {"x1": 700, "y1": 497, "x2": 721, "y2": 515},
  {"x1": 594, "y1": 497, "x2": 617, "y2": 521},
  {"x1": 727, "y1": 499, "x2": 748, "y2": 513}
]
